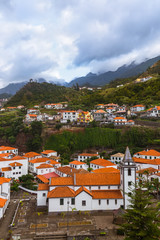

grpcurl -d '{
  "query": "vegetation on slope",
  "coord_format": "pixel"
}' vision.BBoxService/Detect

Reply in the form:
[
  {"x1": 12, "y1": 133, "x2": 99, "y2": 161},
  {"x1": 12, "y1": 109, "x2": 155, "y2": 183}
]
[
  {"x1": 45, "y1": 127, "x2": 160, "y2": 164},
  {"x1": 6, "y1": 82, "x2": 81, "y2": 107}
]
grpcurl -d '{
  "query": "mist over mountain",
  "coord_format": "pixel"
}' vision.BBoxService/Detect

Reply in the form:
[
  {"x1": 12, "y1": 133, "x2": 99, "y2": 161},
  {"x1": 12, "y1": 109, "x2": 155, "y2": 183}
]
[{"x1": 68, "y1": 56, "x2": 160, "y2": 87}]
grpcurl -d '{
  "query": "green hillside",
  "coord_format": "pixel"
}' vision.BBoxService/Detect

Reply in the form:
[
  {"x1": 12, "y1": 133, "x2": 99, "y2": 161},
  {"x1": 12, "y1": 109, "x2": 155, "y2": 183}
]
[{"x1": 6, "y1": 82, "x2": 81, "y2": 107}]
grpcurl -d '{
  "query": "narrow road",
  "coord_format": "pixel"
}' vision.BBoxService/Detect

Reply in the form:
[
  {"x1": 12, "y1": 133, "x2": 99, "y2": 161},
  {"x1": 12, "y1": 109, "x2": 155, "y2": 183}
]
[{"x1": 0, "y1": 199, "x2": 18, "y2": 239}]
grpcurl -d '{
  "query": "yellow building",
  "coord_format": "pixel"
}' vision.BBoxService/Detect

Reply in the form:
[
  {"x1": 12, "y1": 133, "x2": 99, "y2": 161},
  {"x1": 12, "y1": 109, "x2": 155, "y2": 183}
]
[{"x1": 77, "y1": 111, "x2": 93, "y2": 123}]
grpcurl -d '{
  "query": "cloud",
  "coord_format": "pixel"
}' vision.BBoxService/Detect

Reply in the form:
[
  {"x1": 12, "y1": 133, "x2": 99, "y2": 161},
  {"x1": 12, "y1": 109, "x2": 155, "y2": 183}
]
[{"x1": 0, "y1": 0, "x2": 160, "y2": 87}]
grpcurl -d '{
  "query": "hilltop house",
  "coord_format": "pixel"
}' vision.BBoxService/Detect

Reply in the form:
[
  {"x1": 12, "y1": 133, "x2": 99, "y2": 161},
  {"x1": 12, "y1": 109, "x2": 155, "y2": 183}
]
[
  {"x1": 78, "y1": 153, "x2": 100, "y2": 162},
  {"x1": 130, "y1": 105, "x2": 145, "y2": 112}
]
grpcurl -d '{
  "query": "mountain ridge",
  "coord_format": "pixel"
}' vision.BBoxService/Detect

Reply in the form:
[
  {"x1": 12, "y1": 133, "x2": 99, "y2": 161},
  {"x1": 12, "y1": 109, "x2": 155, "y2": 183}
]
[{"x1": 68, "y1": 56, "x2": 160, "y2": 87}]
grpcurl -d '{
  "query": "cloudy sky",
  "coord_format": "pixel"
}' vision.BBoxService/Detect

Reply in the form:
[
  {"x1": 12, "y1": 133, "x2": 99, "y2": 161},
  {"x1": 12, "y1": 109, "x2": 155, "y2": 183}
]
[{"x1": 0, "y1": 0, "x2": 160, "y2": 87}]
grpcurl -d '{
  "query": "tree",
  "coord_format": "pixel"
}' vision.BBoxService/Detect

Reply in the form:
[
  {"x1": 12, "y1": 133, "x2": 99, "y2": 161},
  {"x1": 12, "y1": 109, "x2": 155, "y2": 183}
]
[{"x1": 121, "y1": 182, "x2": 160, "y2": 240}]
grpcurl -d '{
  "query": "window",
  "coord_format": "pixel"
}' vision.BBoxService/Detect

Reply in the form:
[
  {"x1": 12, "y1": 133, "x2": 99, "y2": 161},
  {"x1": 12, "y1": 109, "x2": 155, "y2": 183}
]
[
  {"x1": 13, "y1": 172, "x2": 15, "y2": 175},
  {"x1": 19, "y1": 166, "x2": 21, "y2": 169},
  {"x1": 71, "y1": 198, "x2": 75, "y2": 205},
  {"x1": 98, "y1": 200, "x2": 101, "y2": 205},
  {"x1": 19, "y1": 172, "x2": 21, "y2": 174},
  {"x1": 13, "y1": 167, "x2": 15, "y2": 170},
  {"x1": 82, "y1": 200, "x2": 86, "y2": 206},
  {"x1": 128, "y1": 192, "x2": 131, "y2": 197},
  {"x1": 115, "y1": 199, "x2": 117, "y2": 205},
  {"x1": 128, "y1": 181, "x2": 132, "y2": 186},
  {"x1": 98, "y1": 186, "x2": 100, "y2": 190},
  {"x1": 108, "y1": 186, "x2": 110, "y2": 189},
  {"x1": 43, "y1": 193, "x2": 46, "y2": 197},
  {"x1": 16, "y1": 172, "x2": 18, "y2": 174},
  {"x1": 60, "y1": 199, "x2": 64, "y2": 205},
  {"x1": 107, "y1": 199, "x2": 109, "y2": 205},
  {"x1": 128, "y1": 169, "x2": 131, "y2": 176}
]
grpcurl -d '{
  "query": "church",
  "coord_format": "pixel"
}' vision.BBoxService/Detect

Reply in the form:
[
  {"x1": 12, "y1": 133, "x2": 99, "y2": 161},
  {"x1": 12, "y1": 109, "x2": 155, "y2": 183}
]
[{"x1": 37, "y1": 147, "x2": 136, "y2": 212}]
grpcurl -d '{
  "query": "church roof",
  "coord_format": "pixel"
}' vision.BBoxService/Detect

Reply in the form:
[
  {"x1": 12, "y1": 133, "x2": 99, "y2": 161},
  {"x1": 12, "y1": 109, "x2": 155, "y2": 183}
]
[{"x1": 123, "y1": 146, "x2": 133, "y2": 163}]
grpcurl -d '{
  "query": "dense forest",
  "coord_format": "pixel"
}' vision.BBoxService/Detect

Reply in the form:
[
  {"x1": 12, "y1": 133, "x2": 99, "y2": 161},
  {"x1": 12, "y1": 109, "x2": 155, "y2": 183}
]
[
  {"x1": 6, "y1": 81, "x2": 81, "y2": 107},
  {"x1": 45, "y1": 127, "x2": 160, "y2": 164}
]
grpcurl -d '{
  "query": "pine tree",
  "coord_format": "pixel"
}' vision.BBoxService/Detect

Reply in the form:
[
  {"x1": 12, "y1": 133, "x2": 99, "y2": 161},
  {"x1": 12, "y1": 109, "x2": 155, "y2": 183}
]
[{"x1": 121, "y1": 183, "x2": 160, "y2": 240}]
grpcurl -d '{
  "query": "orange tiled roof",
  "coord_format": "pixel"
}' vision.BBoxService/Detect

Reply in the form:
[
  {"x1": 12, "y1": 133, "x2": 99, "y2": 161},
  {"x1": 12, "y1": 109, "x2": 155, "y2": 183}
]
[
  {"x1": 95, "y1": 110, "x2": 106, "y2": 113},
  {"x1": 75, "y1": 186, "x2": 92, "y2": 197},
  {"x1": 36, "y1": 164, "x2": 54, "y2": 169},
  {"x1": 69, "y1": 160, "x2": 86, "y2": 165},
  {"x1": 135, "y1": 149, "x2": 160, "y2": 157},
  {"x1": 9, "y1": 162, "x2": 23, "y2": 167},
  {"x1": 136, "y1": 167, "x2": 159, "y2": 174},
  {"x1": 28, "y1": 114, "x2": 37, "y2": 117},
  {"x1": 36, "y1": 175, "x2": 49, "y2": 183},
  {"x1": 12, "y1": 156, "x2": 26, "y2": 160},
  {"x1": 132, "y1": 105, "x2": 145, "y2": 108},
  {"x1": 0, "y1": 177, "x2": 11, "y2": 185},
  {"x1": 90, "y1": 158, "x2": 116, "y2": 167},
  {"x1": 37, "y1": 183, "x2": 49, "y2": 191},
  {"x1": 24, "y1": 152, "x2": 41, "y2": 158},
  {"x1": 92, "y1": 190, "x2": 123, "y2": 199},
  {"x1": 92, "y1": 167, "x2": 120, "y2": 173},
  {"x1": 48, "y1": 186, "x2": 75, "y2": 198},
  {"x1": 47, "y1": 159, "x2": 60, "y2": 165},
  {"x1": 133, "y1": 157, "x2": 160, "y2": 165},
  {"x1": 50, "y1": 173, "x2": 120, "y2": 186},
  {"x1": 75, "y1": 173, "x2": 120, "y2": 186},
  {"x1": 0, "y1": 198, "x2": 7, "y2": 208},
  {"x1": 50, "y1": 177, "x2": 74, "y2": 186},
  {"x1": 56, "y1": 166, "x2": 79, "y2": 175},
  {"x1": 29, "y1": 157, "x2": 51, "y2": 164},
  {"x1": 1, "y1": 167, "x2": 11, "y2": 172},
  {"x1": 41, "y1": 150, "x2": 56, "y2": 154},
  {"x1": 114, "y1": 117, "x2": 126, "y2": 120},
  {"x1": 0, "y1": 146, "x2": 17, "y2": 151}
]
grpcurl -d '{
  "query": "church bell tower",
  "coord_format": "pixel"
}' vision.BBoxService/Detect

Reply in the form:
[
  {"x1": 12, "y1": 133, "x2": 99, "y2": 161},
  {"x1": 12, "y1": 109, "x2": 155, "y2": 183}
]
[{"x1": 120, "y1": 146, "x2": 136, "y2": 209}]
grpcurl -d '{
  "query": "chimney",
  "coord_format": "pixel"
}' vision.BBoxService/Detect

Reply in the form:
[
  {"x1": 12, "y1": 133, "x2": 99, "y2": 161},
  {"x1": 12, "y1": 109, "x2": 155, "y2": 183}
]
[{"x1": 74, "y1": 173, "x2": 76, "y2": 185}]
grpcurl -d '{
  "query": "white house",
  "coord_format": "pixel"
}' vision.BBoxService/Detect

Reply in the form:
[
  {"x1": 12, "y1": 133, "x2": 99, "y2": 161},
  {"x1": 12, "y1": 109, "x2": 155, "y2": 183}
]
[
  {"x1": 0, "y1": 177, "x2": 11, "y2": 219},
  {"x1": 0, "y1": 156, "x2": 28, "y2": 179},
  {"x1": 0, "y1": 146, "x2": 18, "y2": 155},
  {"x1": 133, "y1": 157, "x2": 160, "y2": 171},
  {"x1": 69, "y1": 161, "x2": 88, "y2": 170},
  {"x1": 36, "y1": 164, "x2": 55, "y2": 175},
  {"x1": 114, "y1": 117, "x2": 127, "y2": 125},
  {"x1": 61, "y1": 111, "x2": 78, "y2": 123},
  {"x1": 136, "y1": 167, "x2": 159, "y2": 181},
  {"x1": 78, "y1": 153, "x2": 99, "y2": 162},
  {"x1": 37, "y1": 147, "x2": 136, "y2": 211},
  {"x1": 27, "y1": 109, "x2": 40, "y2": 114},
  {"x1": 110, "y1": 153, "x2": 124, "y2": 164},
  {"x1": 24, "y1": 152, "x2": 42, "y2": 161},
  {"x1": 133, "y1": 149, "x2": 160, "y2": 160},
  {"x1": 130, "y1": 105, "x2": 145, "y2": 112},
  {"x1": 29, "y1": 158, "x2": 61, "y2": 173},
  {"x1": 147, "y1": 106, "x2": 160, "y2": 117},
  {"x1": 90, "y1": 158, "x2": 117, "y2": 170},
  {"x1": 41, "y1": 150, "x2": 57, "y2": 158}
]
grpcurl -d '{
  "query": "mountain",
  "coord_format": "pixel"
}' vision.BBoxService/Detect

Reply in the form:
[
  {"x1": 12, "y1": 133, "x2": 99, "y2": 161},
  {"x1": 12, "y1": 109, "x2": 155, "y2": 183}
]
[
  {"x1": 68, "y1": 56, "x2": 160, "y2": 87},
  {"x1": 0, "y1": 78, "x2": 67, "y2": 96},
  {"x1": 6, "y1": 81, "x2": 81, "y2": 107}
]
